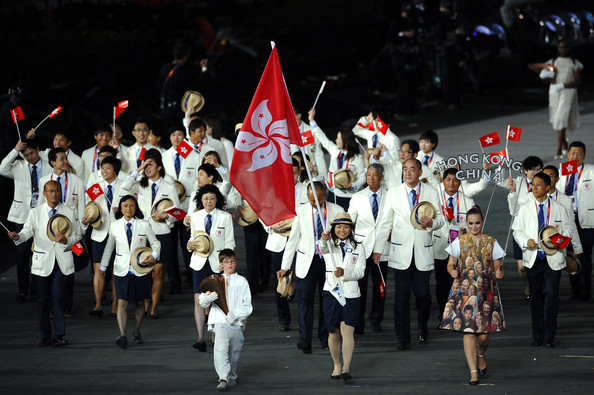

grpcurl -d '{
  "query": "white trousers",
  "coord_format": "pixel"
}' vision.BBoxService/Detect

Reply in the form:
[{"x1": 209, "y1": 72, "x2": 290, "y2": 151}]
[{"x1": 213, "y1": 322, "x2": 244, "y2": 382}]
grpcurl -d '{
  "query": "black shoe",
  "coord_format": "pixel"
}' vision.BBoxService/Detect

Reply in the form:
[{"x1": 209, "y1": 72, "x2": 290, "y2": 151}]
[
  {"x1": 398, "y1": 342, "x2": 410, "y2": 351},
  {"x1": 370, "y1": 323, "x2": 382, "y2": 333},
  {"x1": 110, "y1": 312, "x2": 117, "y2": 318},
  {"x1": 89, "y1": 309, "x2": 103, "y2": 318},
  {"x1": 133, "y1": 333, "x2": 143, "y2": 345},
  {"x1": 478, "y1": 354, "x2": 487, "y2": 376},
  {"x1": 524, "y1": 293, "x2": 531, "y2": 302},
  {"x1": 545, "y1": 339, "x2": 556, "y2": 348},
  {"x1": 193, "y1": 341, "x2": 206, "y2": 352},
  {"x1": 38, "y1": 338, "x2": 51, "y2": 347},
  {"x1": 297, "y1": 339, "x2": 309, "y2": 350},
  {"x1": 342, "y1": 372, "x2": 352, "y2": 382},
  {"x1": 16, "y1": 293, "x2": 26, "y2": 303},
  {"x1": 115, "y1": 336, "x2": 127, "y2": 349},
  {"x1": 52, "y1": 337, "x2": 69, "y2": 347},
  {"x1": 168, "y1": 285, "x2": 181, "y2": 295},
  {"x1": 418, "y1": 330, "x2": 428, "y2": 343},
  {"x1": 279, "y1": 325, "x2": 290, "y2": 332},
  {"x1": 321, "y1": 341, "x2": 329, "y2": 350},
  {"x1": 150, "y1": 313, "x2": 159, "y2": 320},
  {"x1": 331, "y1": 374, "x2": 341, "y2": 380},
  {"x1": 532, "y1": 339, "x2": 543, "y2": 347}
]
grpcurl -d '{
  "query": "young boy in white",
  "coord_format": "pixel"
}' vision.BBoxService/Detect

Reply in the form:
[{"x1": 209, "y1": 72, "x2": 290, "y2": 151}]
[{"x1": 199, "y1": 249, "x2": 252, "y2": 391}]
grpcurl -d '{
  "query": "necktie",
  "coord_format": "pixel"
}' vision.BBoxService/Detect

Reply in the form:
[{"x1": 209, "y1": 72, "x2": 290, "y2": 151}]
[
  {"x1": 195, "y1": 143, "x2": 201, "y2": 154},
  {"x1": 50, "y1": 208, "x2": 57, "y2": 217},
  {"x1": 137, "y1": 158, "x2": 142, "y2": 168},
  {"x1": 565, "y1": 173, "x2": 575, "y2": 196},
  {"x1": 316, "y1": 210, "x2": 323, "y2": 240},
  {"x1": 205, "y1": 214, "x2": 212, "y2": 234},
  {"x1": 31, "y1": 164, "x2": 38, "y2": 193},
  {"x1": 174, "y1": 153, "x2": 181, "y2": 178},
  {"x1": 448, "y1": 196, "x2": 454, "y2": 220},
  {"x1": 410, "y1": 189, "x2": 417, "y2": 210},
  {"x1": 538, "y1": 203, "x2": 545, "y2": 259},
  {"x1": 372, "y1": 134, "x2": 379, "y2": 148},
  {"x1": 423, "y1": 155, "x2": 430, "y2": 166},
  {"x1": 151, "y1": 183, "x2": 157, "y2": 203},
  {"x1": 340, "y1": 241, "x2": 346, "y2": 259},
  {"x1": 56, "y1": 176, "x2": 63, "y2": 202},
  {"x1": 337, "y1": 152, "x2": 344, "y2": 169},
  {"x1": 372, "y1": 193, "x2": 379, "y2": 220},
  {"x1": 126, "y1": 223, "x2": 132, "y2": 246},
  {"x1": 528, "y1": 182, "x2": 532, "y2": 192},
  {"x1": 106, "y1": 185, "x2": 113, "y2": 211},
  {"x1": 96, "y1": 151, "x2": 100, "y2": 171}
]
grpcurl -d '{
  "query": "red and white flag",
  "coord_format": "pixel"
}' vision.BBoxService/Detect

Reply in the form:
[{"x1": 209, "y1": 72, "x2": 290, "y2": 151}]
[
  {"x1": 441, "y1": 205, "x2": 455, "y2": 220},
  {"x1": 138, "y1": 146, "x2": 147, "y2": 161},
  {"x1": 379, "y1": 276, "x2": 386, "y2": 298},
  {"x1": 229, "y1": 44, "x2": 301, "y2": 226},
  {"x1": 48, "y1": 106, "x2": 64, "y2": 119},
  {"x1": 479, "y1": 132, "x2": 500, "y2": 148},
  {"x1": 376, "y1": 115, "x2": 389, "y2": 135},
  {"x1": 506, "y1": 125, "x2": 521, "y2": 142},
  {"x1": 114, "y1": 100, "x2": 128, "y2": 119},
  {"x1": 357, "y1": 121, "x2": 374, "y2": 131},
  {"x1": 300, "y1": 129, "x2": 315, "y2": 146},
  {"x1": 11, "y1": 106, "x2": 24, "y2": 124},
  {"x1": 72, "y1": 241, "x2": 85, "y2": 256},
  {"x1": 488, "y1": 148, "x2": 508, "y2": 164},
  {"x1": 561, "y1": 160, "x2": 578, "y2": 176},
  {"x1": 164, "y1": 206, "x2": 187, "y2": 221},
  {"x1": 176, "y1": 140, "x2": 193, "y2": 159},
  {"x1": 548, "y1": 233, "x2": 572, "y2": 249},
  {"x1": 86, "y1": 183, "x2": 104, "y2": 201},
  {"x1": 328, "y1": 171, "x2": 335, "y2": 188}
]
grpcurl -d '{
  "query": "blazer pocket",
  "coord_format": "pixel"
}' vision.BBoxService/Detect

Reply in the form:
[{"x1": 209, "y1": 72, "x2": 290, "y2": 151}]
[
  {"x1": 213, "y1": 227, "x2": 225, "y2": 238},
  {"x1": 296, "y1": 249, "x2": 305, "y2": 255}
]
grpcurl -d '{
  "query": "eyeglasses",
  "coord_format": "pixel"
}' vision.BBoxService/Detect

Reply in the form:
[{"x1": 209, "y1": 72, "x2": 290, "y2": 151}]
[
  {"x1": 134, "y1": 127, "x2": 149, "y2": 132},
  {"x1": 222, "y1": 259, "x2": 237, "y2": 264}
]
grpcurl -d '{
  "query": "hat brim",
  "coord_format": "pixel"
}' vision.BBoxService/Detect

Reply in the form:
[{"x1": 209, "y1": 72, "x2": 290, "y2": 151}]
[
  {"x1": 191, "y1": 231, "x2": 214, "y2": 258},
  {"x1": 410, "y1": 201, "x2": 436, "y2": 231},
  {"x1": 181, "y1": 91, "x2": 205, "y2": 113},
  {"x1": 85, "y1": 202, "x2": 103, "y2": 229},
  {"x1": 539, "y1": 226, "x2": 559, "y2": 255},
  {"x1": 46, "y1": 214, "x2": 73, "y2": 242},
  {"x1": 130, "y1": 247, "x2": 155, "y2": 274},
  {"x1": 151, "y1": 198, "x2": 175, "y2": 223}
]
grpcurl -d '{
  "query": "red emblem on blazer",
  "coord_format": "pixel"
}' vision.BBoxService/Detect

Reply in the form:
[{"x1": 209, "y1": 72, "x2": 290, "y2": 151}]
[
  {"x1": 217, "y1": 230, "x2": 223, "y2": 237},
  {"x1": 139, "y1": 238, "x2": 143, "y2": 242}
]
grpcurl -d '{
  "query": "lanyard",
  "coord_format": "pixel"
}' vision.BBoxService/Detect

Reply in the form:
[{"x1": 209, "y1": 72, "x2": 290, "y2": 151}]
[
  {"x1": 51, "y1": 172, "x2": 68, "y2": 203},
  {"x1": 337, "y1": 152, "x2": 350, "y2": 169},
  {"x1": 444, "y1": 193, "x2": 460, "y2": 222},
  {"x1": 526, "y1": 179, "x2": 531, "y2": 192},
  {"x1": 572, "y1": 166, "x2": 584, "y2": 194},
  {"x1": 426, "y1": 152, "x2": 434, "y2": 166},
  {"x1": 535, "y1": 198, "x2": 551, "y2": 227},
  {"x1": 92, "y1": 146, "x2": 98, "y2": 172}
]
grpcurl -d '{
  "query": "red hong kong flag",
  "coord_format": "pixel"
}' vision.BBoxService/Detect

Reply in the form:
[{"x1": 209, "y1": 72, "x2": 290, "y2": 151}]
[
  {"x1": 548, "y1": 233, "x2": 572, "y2": 249},
  {"x1": 441, "y1": 205, "x2": 455, "y2": 220},
  {"x1": 379, "y1": 276, "x2": 386, "y2": 298},
  {"x1": 164, "y1": 206, "x2": 187, "y2": 221},
  {"x1": 114, "y1": 100, "x2": 129, "y2": 119},
  {"x1": 49, "y1": 106, "x2": 64, "y2": 119},
  {"x1": 506, "y1": 125, "x2": 522, "y2": 142},
  {"x1": 489, "y1": 148, "x2": 508, "y2": 164},
  {"x1": 86, "y1": 183, "x2": 104, "y2": 201},
  {"x1": 561, "y1": 160, "x2": 578, "y2": 176},
  {"x1": 300, "y1": 129, "x2": 315, "y2": 146},
  {"x1": 357, "y1": 121, "x2": 375, "y2": 131},
  {"x1": 176, "y1": 140, "x2": 193, "y2": 159},
  {"x1": 229, "y1": 44, "x2": 302, "y2": 226},
  {"x1": 138, "y1": 146, "x2": 147, "y2": 161},
  {"x1": 72, "y1": 241, "x2": 85, "y2": 256},
  {"x1": 479, "y1": 132, "x2": 500, "y2": 148},
  {"x1": 327, "y1": 172, "x2": 335, "y2": 188},
  {"x1": 11, "y1": 106, "x2": 24, "y2": 123},
  {"x1": 376, "y1": 115, "x2": 389, "y2": 135}
]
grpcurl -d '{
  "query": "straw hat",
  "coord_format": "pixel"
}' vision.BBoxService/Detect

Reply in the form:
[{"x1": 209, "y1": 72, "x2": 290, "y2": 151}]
[
  {"x1": 277, "y1": 270, "x2": 296, "y2": 300},
  {"x1": 151, "y1": 198, "x2": 174, "y2": 223},
  {"x1": 174, "y1": 180, "x2": 186, "y2": 203},
  {"x1": 46, "y1": 214, "x2": 72, "y2": 242},
  {"x1": 237, "y1": 204, "x2": 258, "y2": 227},
  {"x1": 191, "y1": 230, "x2": 214, "y2": 258},
  {"x1": 235, "y1": 123, "x2": 243, "y2": 136},
  {"x1": 199, "y1": 274, "x2": 229, "y2": 314},
  {"x1": 565, "y1": 250, "x2": 581, "y2": 275},
  {"x1": 410, "y1": 201, "x2": 437, "y2": 231},
  {"x1": 333, "y1": 169, "x2": 355, "y2": 189},
  {"x1": 181, "y1": 90, "x2": 205, "y2": 113},
  {"x1": 330, "y1": 212, "x2": 355, "y2": 226},
  {"x1": 84, "y1": 201, "x2": 102, "y2": 229},
  {"x1": 539, "y1": 225, "x2": 559, "y2": 256},
  {"x1": 130, "y1": 247, "x2": 155, "y2": 274}
]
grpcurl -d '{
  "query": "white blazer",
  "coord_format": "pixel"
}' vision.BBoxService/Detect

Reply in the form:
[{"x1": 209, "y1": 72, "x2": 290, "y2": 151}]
[
  {"x1": 416, "y1": 151, "x2": 444, "y2": 172},
  {"x1": 84, "y1": 177, "x2": 128, "y2": 243},
  {"x1": 374, "y1": 183, "x2": 445, "y2": 271},
  {"x1": 513, "y1": 198, "x2": 582, "y2": 270},
  {"x1": 122, "y1": 174, "x2": 181, "y2": 235},
  {"x1": 0, "y1": 149, "x2": 51, "y2": 224},
  {"x1": 433, "y1": 191, "x2": 475, "y2": 260},
  {"x1": 281, "y1": 202, "x2": 345, "y2": 278},
  {"x1": 38, "y1": 172, "x2": 86, "y2": 221},
  {"x1": 557, "y1": 163, "x2": 594, "y2": 228},
  {"x1": 14, "y1": 203, "x2": 82, "y2": 277},
  {"x1": 102, "y1": 218, "x2": 161, "y2": 277},
  {"x1": 187, "y1": 208, "x2": 235, "y2": 272},
  {"x1": 39, "y1": 148, "x2": 85, "y2": 177},
  {"x1": 321, "y1": 239, "x2": 366, "y2": 298},
  {"x1": 352, "y1": 117, "x2": 401, "y2": 159},
  {"x1": 348, "y1": 186, "x2": 389, "y2": 260},
  {"x1": 120, "y1": 143, "x2": 156, "y2": 175},
  {"x1": 162, "y1": 147, "x2": 201, "y2": 211},
  {"x1": 264, "y1": 181, "x2": 310, "y2": 253}
]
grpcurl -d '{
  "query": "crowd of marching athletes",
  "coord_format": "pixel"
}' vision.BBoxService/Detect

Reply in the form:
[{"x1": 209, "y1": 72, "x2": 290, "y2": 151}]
[{"x1": 0, "y1": 43, "x2": 588, "y2": 391}]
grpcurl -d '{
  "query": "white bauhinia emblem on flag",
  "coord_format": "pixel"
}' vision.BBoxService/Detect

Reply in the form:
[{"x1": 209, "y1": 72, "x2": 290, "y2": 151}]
[
  {"x1": 93, "y1": 187, "x2": 100, "y2": 195},
  {"x1": 567, "y1": 164, "x2": 573, "y2": 172},
  {"x1": 485, "y1": 137, "x2": 492, "y2": 144},
  {"x1": 181, "y1": 147, "x2": 187, "y2": 154},
  {"x1": 235, "y1": 100, "x2": 291, "y2": 172}
]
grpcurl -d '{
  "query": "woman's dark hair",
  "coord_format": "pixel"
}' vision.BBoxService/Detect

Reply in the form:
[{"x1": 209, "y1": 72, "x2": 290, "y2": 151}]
[
  {"x1": 330, "y1": 222, "x2": 359, "y2": 248},
  {"x1": 339, "y1": 128, "x2": 360, "y2": 160},
  {"x1": 202, "y1": 150, "x2": 222, "y2": 166},
  {"x1": 466, "y1": 205, "x2": 483, "y2": 221},
  {"x1": 194, "y1": 184, "x2": 226, "y2": 210},
  {"x1": 204, "y1": 114, "x2": 223, "y2": 137},
  {"x1": 115, "y1": 195, "x2": 144, "y2": 220},
  {"x1": 198, "y1": 163, "x2": 223, "y2": 184},
  {"x1": 139, "y1": 149, "x2": 165, "y2": 188}
]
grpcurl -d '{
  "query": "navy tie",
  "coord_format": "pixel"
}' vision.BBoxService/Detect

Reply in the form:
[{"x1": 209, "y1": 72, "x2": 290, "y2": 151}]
[
  {"x1": 126, "y1": 223, "x2": 132, "y2": 246},
  {"x1": 56, "y1": 176, "x2": 64, "y2": 202},
  {"x1": 31, "y1": 164, "x2": 38, "y2": 194},
  {"x1": 96, "y1": 153, "x2": 100, "y2": 171},
  {"x1": 151, "y1": 183, "x2": 157, "y2": 203},
  {"x1": 340, "y1": 241, "x2": 346, "y2": 259},
  {"x1": 316, "y1": 211, "x2": 324, "y2": 240},
  {"x1": 565, "y1": 173, "x2": 575, "y2": 196},
  {"x1": 174, "y1": 153, "x2": 181, "y2": 178},
  {"x1": 106, "y1": 185, "x2": 113, "y2": 211},
  {"x1": 410, "y1": 189, "x2": 417, "y2": 210},
  {"x1": 448, "y1": 196, "x2": 454, "y2": 220},
  {"x1": 538, "y1": 203, "x2": 546, "y2": 259},
  {"x1": 372, "y1": 134, "x2": 379, "y2": 148},
  {"x1": 50, "y1": 208, "x2": 57, "y2": 217},
  {"x1": 205, "y1": 214, "x2": 212, "y2": 234},
  {"x1": 337, "y1": 152, "x2": 344, "y2": 169},
  {"x1": 372, "y1": 193, "x2": 379, "y2": 220},
  {"x1": 424, "y1": 155, "x2": 430, "y2": 166},
  {"x1": 528, "y1": 182, "x2": 532, "y2": 192}
]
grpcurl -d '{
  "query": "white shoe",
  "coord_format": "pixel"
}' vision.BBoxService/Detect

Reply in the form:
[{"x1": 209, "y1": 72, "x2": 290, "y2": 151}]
[{"x1": 217, "y1": 381, "x2": 228, "y2": 391}]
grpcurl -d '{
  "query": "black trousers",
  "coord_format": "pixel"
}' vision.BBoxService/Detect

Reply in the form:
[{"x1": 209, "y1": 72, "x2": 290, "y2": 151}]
[{"x1": 356, "y1": 257, "x2": 388, "y2": 330}]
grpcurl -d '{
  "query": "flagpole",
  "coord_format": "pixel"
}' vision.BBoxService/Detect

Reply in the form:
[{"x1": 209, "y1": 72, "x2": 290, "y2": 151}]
[
  {"x1": 112, "y1": 106, "x2": 116, "y2": 138},
  {"x1": 14, "y1": 120, "x2": 21, "y2": 141},
  {"x1": 312, "y1": 81, "x2": 326, "y2": 110},
  {"x1": 0, "y1": 220, "x2": 10, "y2": 233},
  {"x1": 481, "y1": 181, "x2": 498, "y2": 231},
  {"x1": 34, "y1": 115, "x2": 50, "y2": 131},
  {"x1": 435, "y1": 171, "x2": 455, "y2": 256},
  {"x1": 503, "y1": 174, "x2": 525, "y2": 256}
]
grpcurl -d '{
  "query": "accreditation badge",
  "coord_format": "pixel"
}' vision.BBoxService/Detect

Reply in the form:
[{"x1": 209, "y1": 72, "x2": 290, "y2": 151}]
[{"x1": 449, "y1": 225, "x2": 460, "y2": 243}]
